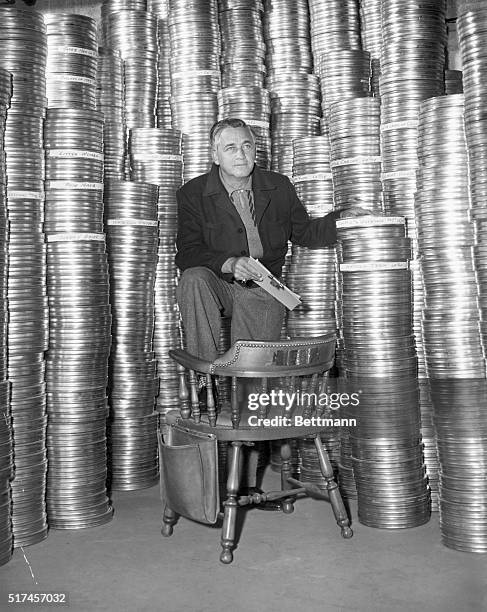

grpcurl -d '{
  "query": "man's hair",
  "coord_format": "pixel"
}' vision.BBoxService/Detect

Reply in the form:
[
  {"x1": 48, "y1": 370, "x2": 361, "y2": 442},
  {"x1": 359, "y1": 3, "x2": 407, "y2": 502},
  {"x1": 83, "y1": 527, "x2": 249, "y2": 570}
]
[{"x1": 209, "y1": 118, "x2": 255, "y2": 147}]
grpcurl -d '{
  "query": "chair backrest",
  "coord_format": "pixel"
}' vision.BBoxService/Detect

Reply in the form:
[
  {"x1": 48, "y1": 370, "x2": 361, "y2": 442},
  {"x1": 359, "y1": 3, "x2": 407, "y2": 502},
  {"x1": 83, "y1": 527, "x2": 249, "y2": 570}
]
[
  {"x1": 210, "y1": 333, "x2": 337, "y2": 378},
  {"x1": 173, "y1": 334, "x2": 337, "y2": 428}
]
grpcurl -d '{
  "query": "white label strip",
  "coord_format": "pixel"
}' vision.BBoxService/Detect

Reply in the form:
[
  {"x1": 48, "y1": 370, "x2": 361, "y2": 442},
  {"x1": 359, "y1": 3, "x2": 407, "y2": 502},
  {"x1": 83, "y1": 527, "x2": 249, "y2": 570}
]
[
  {"x1": 131, "y1": 153, "x2": 182, "y2": 162},
  {"x1": 172, "y1": 69, "x2": 219, "y2": 78},
  {"x1": 337, "y1": 216, "x2": 405, "y2": 229},
  {"x1": 340, "y1": 261, "x2": 409, "y2": 272},
  {"x1": 47, "y1": 233, "x2": 105, "y2": 242},
  {"x1": 381, "y1": 120, "x2": 419, "y2": 132},
  {"x1": 330, "y1": 156, "x2": 381, "y2": 168},
  {"x1": 46, "y1": 181, "x2": 103, "y2": 190},
  {"x1": 49, "y1": 75, "x2": 96, "y2": 86},
  {"x1": 293, "y1": 172, "x2": 333, "y2": 183},
  {"x1": 46, "y1": 149, "x2": 104, "y2": 161},
  {"x1": 7, "y1": 191, "x2": 44, "y2": 200},
  {"x1": 53, "y1": 46, "x2": 98, "y2": 58},
  {"x1": 381, "y1": 170, "x2": 417, "y2": 181},
  {"x1": 245, "y1": 119, "x2": 270, "y2": 130},
  {"x1": 106, "y1": 219, "x2": 158, "y2": 226}
]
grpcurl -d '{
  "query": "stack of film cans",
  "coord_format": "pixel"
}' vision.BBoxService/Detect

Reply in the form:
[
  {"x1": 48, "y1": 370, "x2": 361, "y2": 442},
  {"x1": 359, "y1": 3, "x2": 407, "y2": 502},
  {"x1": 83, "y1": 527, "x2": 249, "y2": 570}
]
[
  {"x1": 328, "y1": 97, "x2": 383, "y2": 214},
  {"x1": 0, "y1": 389, "x2": 12, "y2": 567},
  {"x1": 45, "y1": 14, "x2": 98, "y2": 111},
  {"x1": 360, "y1": 0, "x2": 382, "y2": 96},
  {"x1": 379, "y1": 0, "x2": 447, "y2": 221},
  {"x1": 421, "y1": 5, "x2": 487, "y2": 548},
  {"x1": 380, "y1": 0, "x2": 447, "y2": 379},
  {"x1": 308, "y1": 0, "x2": 362, "y2": 137},
  {"x1": 129, "y1": 128, "x2": 184, "y2": 417},
  {"x1": 317, "y1": 50, "x2": 371, "y2": 117},
  {"x1": 263, "y1": 0, "x2": 319, "y2": 176},
  {"x1": 458, "y1": 1, "x2": 487, "y2": 353},
  {"x1": 416, "y1": 94, "x2": 483, "y2": 512},
  {"x1": 287, "y1": 136, "x2": 336, "y2": 338},
  {"x1": 101, "y1": 0, "x2": 148, "y2": 20},
  {"x1": 44, "y1": 107, "x2": 113, "y2": 529},
  {"x1": 328, "y1": 97, "x2": 383, "y2": 495},
  {"x1": 294, "y1": 0, "x2": 366, "y2": 487},
  {"x1": 307, "y1": 0, "x2": 361, "y2": 67},
  {"x1": 96, "y1": 47, "x2": 126, "y2": 180},
  {"x1": 430, "y1": 380, "x2": 487, "y2": 552},
  {"x1": 218, "y1": 0, "x2": 266, "y2": 89},
  {"x1": 1, "y1": 6, "x2": 49, "y2": 547},
  {"x1": 336, "y1": 215, "x2": 430, "y2": 529},
  {"x1": 147, "y1": 0, "x2": 173, "y2": 128},
  {"x1": 0, "y1": 67, "x2": 12, "y2": 567},
  {"x1": 102, "y1": 2, "x2": 158, "y2": 131},
  {"x1": 105, "y1": 180, "x2": 160, "y2": 490},
  {"x1": 288, "y1": 134, "x2": 340, "y2": 488},
  {"x1": 449, "y1": 1, "x2": 487, "y2": 552},
  {"x1": 168, "y1": 0, "x2": 220, "y2": 182}
]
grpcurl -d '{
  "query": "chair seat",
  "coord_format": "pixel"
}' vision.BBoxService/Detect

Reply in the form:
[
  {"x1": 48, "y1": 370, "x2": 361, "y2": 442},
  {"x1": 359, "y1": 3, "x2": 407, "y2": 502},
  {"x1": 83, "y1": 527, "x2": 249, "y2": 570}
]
[{"x1": 165, "y1": 408, "x2": 328, "y2": 441}]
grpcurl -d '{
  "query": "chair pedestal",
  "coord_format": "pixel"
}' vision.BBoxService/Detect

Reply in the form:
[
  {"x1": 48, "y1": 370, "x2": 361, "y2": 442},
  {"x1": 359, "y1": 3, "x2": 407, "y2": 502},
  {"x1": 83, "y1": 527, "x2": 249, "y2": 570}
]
[
  {"x1": 161, "y1": 505, "x2": 178, "y2": 537},
  {"x1": 280, "y1": 441, "x2": 296, "y2": 514},
  {"x1": 314, "y1": 435, "x2": 353, "y2": 538},
  {"x1": 220, "y1": 442, "x2": 243, "y2": 564}
]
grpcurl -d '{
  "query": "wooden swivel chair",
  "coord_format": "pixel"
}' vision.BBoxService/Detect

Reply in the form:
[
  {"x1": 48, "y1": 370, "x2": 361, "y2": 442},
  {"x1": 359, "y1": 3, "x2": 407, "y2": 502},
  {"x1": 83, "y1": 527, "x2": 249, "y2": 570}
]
[{"x1": 161, "y1": 333, "x2": 353, "y2": 564}]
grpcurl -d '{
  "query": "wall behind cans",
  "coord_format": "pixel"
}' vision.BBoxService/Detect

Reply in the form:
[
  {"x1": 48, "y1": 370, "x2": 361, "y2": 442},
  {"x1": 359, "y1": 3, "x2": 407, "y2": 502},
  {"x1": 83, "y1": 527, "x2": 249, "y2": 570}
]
[{"x1": 447, "y1": 0, "x2": 461, "y2": 70}]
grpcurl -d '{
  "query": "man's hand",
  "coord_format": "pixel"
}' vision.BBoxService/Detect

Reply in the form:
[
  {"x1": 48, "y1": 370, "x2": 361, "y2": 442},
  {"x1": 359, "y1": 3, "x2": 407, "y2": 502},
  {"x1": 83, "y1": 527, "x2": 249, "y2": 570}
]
[
  {"x1": 226, "y1": 256, "x2": 263, "y2": 283},
  {"x1": 339, "y1": 206, "x2": 374, "y2": 218}
]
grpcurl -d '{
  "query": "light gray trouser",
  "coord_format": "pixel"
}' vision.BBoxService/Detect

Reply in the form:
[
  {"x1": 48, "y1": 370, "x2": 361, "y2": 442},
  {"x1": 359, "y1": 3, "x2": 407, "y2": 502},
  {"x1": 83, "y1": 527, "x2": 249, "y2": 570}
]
[
  {"x1": 177, "y1": 266, "x2": 286, "y2": 488},
  {"x1": 177, "y1": 266, "x2": 286, "y2": 361}
]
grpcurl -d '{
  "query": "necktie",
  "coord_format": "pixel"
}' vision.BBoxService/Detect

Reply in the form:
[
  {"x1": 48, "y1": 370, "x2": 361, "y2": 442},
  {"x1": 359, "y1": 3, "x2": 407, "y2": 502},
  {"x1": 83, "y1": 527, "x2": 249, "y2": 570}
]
[{"x1": 230, "y1": 189, "x2": 263, "y2": 259}]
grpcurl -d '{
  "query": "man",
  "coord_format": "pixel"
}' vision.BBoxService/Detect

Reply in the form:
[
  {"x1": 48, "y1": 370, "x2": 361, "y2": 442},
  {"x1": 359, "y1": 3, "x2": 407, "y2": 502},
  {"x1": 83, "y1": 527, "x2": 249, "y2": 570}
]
[
  {"x1": 174, "y1": 117, "x2": 368, "y2": 509},
  {"x1": 176, "y1": 117, "x2": 367, "y2": 360}
]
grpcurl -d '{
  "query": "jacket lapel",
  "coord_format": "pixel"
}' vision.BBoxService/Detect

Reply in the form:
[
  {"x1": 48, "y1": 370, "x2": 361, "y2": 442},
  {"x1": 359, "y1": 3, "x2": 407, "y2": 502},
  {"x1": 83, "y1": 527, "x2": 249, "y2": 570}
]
[
  {"x1": 252, "y1": 165, "x2": 276, "y2": 227},
  {"x1": 212, "y1": 191, "x2": 242, "y2": 225},
  {"x1": 203, "y1": 164, "x2": 242, "y2": 225}
]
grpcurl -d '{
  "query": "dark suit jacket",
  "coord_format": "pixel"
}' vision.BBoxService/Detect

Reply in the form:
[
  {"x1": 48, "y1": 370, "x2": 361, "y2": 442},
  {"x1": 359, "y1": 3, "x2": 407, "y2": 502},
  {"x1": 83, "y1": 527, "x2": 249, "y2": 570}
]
[{"x1": 175, "y1": 163, "x2": 340, "y2": 281}]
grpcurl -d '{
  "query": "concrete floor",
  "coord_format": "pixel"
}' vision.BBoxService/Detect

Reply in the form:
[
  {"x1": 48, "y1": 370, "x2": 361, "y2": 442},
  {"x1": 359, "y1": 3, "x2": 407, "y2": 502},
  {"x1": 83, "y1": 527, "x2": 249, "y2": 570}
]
[{"x1": 1, "y1": 470, "x2": 486, "y2": 612}]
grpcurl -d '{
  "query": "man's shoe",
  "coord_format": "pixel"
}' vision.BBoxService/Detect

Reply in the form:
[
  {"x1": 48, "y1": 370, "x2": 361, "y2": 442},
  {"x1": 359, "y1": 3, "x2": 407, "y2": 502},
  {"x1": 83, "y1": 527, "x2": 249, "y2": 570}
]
[{"x1": 239, "y1": 486, "x2": 283, "y2": 512}]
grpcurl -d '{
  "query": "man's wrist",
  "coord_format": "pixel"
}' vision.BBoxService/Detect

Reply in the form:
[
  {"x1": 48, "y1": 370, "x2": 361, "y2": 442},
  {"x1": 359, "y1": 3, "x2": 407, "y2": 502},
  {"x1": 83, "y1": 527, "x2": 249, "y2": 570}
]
[{"x1": 222, "y1": 257, "x2": 237, "y2": 274}]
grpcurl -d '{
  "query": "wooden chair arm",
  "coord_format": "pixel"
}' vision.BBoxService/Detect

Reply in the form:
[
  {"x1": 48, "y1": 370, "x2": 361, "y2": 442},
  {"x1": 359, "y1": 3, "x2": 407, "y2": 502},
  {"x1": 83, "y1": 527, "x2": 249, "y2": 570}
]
[
  {"x1": 210, "y1": 334, "x2": 337, "y2": 377},
  {"x1": 168, "y1": 349, "x2": 213, "y2": 374}
]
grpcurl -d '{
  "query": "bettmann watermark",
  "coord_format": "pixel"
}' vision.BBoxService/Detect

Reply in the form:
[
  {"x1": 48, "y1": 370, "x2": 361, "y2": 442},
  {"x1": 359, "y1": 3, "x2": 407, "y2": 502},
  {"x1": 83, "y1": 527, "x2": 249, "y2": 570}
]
[
  {"x1": 246, "y1": 390, "x2": 359, "y2": 428},
  {"x1": 247, "y1": 415, "x2": 357, "y2": 427}
]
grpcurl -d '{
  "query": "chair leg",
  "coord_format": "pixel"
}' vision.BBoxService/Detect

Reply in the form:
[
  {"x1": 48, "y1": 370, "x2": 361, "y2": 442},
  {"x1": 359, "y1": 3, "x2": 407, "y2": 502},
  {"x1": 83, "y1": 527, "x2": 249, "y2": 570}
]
[
  {"x1": 314, "y1": 435, "x2": 353, "y2": 539},
  {"x1": 220, "y1": 441, "x2": 243, "y2": 564},
  {"x1": 280, "y1": 441, "x2": 295, "y2": 514},
  {"x1": 161, "y1": 504, "x2": 179, "y2": 537}
]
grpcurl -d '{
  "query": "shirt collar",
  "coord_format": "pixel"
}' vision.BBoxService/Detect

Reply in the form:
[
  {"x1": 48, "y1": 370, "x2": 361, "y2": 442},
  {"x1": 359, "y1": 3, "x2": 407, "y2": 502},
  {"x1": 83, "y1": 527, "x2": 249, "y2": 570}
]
[
  {"x1": 218, "y1": 168, "x2": 253, "y2": 196},
  {"x1": 203, "y1": 163, "x2": 276, "y2": 197}
]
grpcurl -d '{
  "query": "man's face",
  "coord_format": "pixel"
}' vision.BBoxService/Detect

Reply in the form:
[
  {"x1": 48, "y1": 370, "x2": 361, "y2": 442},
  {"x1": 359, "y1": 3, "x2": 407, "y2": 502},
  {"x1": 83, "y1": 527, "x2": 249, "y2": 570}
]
[{"x1": 212, "y1": 126, "x2": 256, "y2": 181}]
